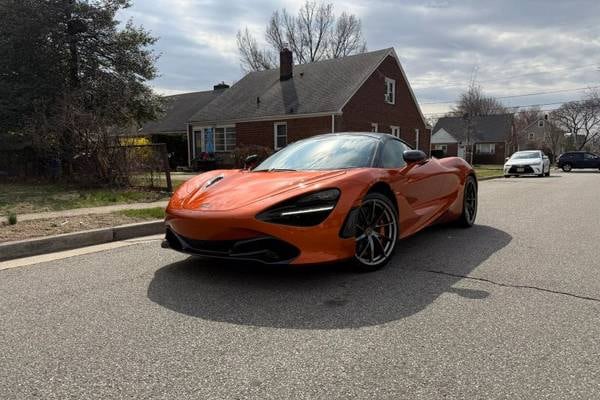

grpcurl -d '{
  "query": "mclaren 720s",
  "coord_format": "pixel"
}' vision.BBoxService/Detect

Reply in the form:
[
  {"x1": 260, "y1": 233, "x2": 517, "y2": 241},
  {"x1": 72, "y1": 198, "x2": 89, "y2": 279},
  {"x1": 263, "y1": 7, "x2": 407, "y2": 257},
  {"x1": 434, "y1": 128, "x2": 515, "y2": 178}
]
[{"x1": 162, "y1": 132, "x2": 477, "y2": 271}]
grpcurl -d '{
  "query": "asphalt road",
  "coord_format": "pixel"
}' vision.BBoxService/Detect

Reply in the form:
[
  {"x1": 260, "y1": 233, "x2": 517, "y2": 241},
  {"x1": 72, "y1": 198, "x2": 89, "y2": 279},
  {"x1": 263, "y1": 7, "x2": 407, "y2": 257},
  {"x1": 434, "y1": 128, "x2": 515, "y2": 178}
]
[{"x1": 1, "y1": 171, "x2": 599, "y2": 399}]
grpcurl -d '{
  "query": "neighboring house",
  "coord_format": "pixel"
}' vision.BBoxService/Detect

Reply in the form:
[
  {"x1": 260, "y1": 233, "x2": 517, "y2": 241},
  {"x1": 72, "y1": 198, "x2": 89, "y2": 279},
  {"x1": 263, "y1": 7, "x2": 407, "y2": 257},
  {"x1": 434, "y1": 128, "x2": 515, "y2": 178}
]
[
  {"x1": 138, "y1": 84, "x2": 228, "y2": 167},
  {"x1": 187, "y1": 47, "x2": 429, "y2": 166},
  {"x1": 519, "y1": 118, "x2": 548, "y2": 148},
  {"x1": 431, "y1": 114, "x2": 517, "y2": 164}
]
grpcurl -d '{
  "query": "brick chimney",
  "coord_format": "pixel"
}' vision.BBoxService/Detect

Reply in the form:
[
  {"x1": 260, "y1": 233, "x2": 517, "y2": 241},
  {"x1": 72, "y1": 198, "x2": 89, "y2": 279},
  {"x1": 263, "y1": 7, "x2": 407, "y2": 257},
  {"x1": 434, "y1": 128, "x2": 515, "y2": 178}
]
[
  {"x1": 279, "y1": 48, "x2": 293, "y2": 81},
  {"x1": 213, "y1": 82, "x2": 229, "y2": 90}
]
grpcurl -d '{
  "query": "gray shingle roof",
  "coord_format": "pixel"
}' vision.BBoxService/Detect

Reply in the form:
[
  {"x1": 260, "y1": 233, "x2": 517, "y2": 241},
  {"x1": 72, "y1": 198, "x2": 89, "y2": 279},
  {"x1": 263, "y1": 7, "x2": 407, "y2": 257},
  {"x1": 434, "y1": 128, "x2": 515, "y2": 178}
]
[
  {"x1": 433, "y1": 114, "x2": 514, "y2": 143},
  {"x1": 140, "y1": 89, "x2": 225, "y2": 135},
  {"x1": 190, "y1": 48, "x2": 393, "y2": 124}
]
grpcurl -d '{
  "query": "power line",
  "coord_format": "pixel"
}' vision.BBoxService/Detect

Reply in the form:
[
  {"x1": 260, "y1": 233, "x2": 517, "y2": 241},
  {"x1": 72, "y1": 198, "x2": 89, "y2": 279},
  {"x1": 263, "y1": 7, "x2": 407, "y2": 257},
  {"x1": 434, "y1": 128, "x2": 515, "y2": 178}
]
[
  {"x1": 421, "y1": 85, "x2": 600, "y2": 105},
  {"x1": 422, "y1": 99, "x2": 589, "y2": 117}
]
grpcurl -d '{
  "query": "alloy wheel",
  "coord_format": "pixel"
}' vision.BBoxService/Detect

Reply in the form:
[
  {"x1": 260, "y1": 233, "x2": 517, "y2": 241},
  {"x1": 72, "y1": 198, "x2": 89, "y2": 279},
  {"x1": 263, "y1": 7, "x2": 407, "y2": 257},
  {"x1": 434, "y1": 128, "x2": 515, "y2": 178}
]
[
  {"x1": 463, "y1": 179, "x2": 477, "y2": 225},
  {"x1": 354, "y1": 198, "x2": 398, "y2": 267}
]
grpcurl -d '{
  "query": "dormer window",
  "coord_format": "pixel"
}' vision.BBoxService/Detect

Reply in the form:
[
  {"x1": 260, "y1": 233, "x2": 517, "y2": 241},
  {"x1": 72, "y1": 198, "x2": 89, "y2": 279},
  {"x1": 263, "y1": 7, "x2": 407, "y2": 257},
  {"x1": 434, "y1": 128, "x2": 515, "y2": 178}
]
[{"x1": 385, "y1": 77, "x2": 396, "y2": 104}]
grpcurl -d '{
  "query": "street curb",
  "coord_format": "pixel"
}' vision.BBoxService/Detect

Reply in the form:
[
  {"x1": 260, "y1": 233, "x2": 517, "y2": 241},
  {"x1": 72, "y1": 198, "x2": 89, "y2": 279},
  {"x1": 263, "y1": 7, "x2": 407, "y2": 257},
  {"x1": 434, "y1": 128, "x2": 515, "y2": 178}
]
[{"x1": 0, "y1": 221, "x2": 165, "y2": 262}]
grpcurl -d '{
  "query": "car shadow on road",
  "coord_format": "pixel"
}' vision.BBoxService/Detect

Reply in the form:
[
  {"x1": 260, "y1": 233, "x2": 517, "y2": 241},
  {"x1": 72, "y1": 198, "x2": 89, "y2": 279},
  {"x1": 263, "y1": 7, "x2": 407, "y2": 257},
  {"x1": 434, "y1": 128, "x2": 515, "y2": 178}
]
[{"x1": 147, "y1": 224, "x2": 511, "y2": 329}]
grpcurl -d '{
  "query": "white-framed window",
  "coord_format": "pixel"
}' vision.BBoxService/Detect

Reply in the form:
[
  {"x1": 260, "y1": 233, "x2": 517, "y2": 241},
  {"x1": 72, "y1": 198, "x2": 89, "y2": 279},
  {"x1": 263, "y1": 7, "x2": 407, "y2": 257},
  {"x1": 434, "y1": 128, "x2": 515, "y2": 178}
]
[
  {"x1": 385, "y1": 77, "x2": 396, "y2": 104},
  {"x1": 274, "y1": 122, "x2": 287, "y2": 149},
  {"x1": 193, "y1": 129, "x2": 204, "y2": 157},
  {"x1": 538, "y1": 120, "x2": 544, "y2": 127},
  {"x1": 475, "y1": 143, "x2": 496, "y2": 154},
  {"x1": 214, "y1": 126, "x2": 236, "y2": 152},
  {"x1": 371, "y1": 123, "x2": 378, "y2": 132},
  {"x1": 390, "y1": 126, "x2": 400, "y2": 137},
  {"x1": 528, "y1": 132, "x2": 535, "y2": 141},
  {"x1": 434, "y1": 144, "x2": 448, "y2": 153}
]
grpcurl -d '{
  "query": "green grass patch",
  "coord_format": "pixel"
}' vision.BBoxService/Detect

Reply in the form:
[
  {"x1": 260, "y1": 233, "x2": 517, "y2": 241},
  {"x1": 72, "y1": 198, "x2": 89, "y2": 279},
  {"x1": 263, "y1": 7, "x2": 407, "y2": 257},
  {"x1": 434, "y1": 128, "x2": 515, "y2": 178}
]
[
  {"x1": 117, "y1": 207, "x2": 165, "y2": 220},
  {"x1": 0, "y1": 183, "x2": 170, "y2": 215},
  {"x1": 473, "y1": 164, "x2": 504, "y2": 179},
  {"x1": 7, "y1": 211, "x2": 17, "y2": 225}
]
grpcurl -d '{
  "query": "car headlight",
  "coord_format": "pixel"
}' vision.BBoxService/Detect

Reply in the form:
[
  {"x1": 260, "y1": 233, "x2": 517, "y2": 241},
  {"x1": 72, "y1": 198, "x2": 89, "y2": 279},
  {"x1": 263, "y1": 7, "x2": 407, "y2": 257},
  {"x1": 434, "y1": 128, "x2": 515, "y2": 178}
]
[{"x1": 256, "y1": 189, "x2": 340, "y2": 226}]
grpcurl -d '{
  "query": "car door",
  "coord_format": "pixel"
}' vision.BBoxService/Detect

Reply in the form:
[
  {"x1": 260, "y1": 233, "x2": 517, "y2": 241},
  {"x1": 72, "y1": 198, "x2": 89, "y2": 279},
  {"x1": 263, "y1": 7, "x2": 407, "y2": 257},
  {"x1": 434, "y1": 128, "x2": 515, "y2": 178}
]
[
  {"x1": 381, "y1": 139, "x2": 458, "y2": 236},
  {"x1": 571, "y1": 152, "x2": 584, "y2": 168},
  {"x1": 542, "y1": 153, "x2": 550, "y2": 172},
  {"x1": 583, "y1": 153, "x2": 600, "y2": 168}
]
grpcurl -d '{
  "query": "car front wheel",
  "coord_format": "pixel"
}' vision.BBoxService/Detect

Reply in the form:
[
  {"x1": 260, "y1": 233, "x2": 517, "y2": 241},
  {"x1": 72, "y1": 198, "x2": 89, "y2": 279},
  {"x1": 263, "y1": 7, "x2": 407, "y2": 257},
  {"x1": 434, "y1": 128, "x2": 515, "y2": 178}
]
[
  {"x1": 352, "y1": 192, "x2": 398, "y2": 271},
  {"x1": 562, "y1": 163, "x2": 572, "y2": 172},
  {"x1": 458, "y1": 175, "x2": 478, "y2": 228}
]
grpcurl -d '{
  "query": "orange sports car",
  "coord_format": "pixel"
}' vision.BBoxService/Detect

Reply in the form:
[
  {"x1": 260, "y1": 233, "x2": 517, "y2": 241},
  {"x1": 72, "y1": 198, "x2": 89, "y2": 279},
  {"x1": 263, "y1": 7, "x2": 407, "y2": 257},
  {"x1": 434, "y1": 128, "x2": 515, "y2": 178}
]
[{"x1": 162, "y1": 132, "x2": 477, "y2": 270}]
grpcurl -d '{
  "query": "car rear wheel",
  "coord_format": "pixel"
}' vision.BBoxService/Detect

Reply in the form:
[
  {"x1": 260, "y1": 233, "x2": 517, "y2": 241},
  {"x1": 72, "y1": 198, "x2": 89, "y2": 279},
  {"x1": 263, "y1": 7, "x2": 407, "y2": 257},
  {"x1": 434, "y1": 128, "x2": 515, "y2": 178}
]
[
  {"x1": 562, "y1": 163, "x2": 572, "y2": 172},
  {"x1": 352, "y1": 192, "x2": 398, "y2": 271},
  {"x1": 458, "y1": 175, "x2": 477, "y2": 228}
]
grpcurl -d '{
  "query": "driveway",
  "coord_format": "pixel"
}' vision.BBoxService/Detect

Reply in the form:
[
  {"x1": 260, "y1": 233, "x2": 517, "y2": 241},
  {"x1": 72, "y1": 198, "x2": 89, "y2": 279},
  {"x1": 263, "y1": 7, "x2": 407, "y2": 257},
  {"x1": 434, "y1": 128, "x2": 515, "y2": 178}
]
[{"x1": 1, "y1": 171, "x2": 599, "y2": 399}]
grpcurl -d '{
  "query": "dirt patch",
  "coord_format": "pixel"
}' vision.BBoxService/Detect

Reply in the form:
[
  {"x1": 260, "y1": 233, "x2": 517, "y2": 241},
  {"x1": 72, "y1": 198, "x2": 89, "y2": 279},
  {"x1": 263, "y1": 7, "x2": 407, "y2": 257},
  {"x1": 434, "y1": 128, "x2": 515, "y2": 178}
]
[{"x1": 0, "y1": 213, "x2": 161, "y2": 243}]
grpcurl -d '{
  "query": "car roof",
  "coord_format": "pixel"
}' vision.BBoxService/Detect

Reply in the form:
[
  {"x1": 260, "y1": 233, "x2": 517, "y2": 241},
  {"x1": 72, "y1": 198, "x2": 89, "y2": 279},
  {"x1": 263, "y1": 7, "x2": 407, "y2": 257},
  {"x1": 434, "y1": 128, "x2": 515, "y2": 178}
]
[{"x1": 311, "y1": 132, "x2": 392, "y2": 140}]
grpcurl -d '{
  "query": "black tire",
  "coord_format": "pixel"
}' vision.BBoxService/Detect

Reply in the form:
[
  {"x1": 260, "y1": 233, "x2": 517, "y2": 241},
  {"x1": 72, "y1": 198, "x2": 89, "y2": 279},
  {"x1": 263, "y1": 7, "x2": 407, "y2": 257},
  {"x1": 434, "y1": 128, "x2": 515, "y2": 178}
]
[
  {"x1": 545, "y1": 169, "x2": 550, "y2": 177},
  {"x1": 504, "y1": 175, "x2": 511, "y2": 178},
  {"x1": 562, "y1": 163, "x2": 572, "y2": 172},
  {"x1": 458, "y1": 175, "x2": 477, "y2": 228},
  {"x1": 351, "y1": 192, "x2": 398, "y2": 272}
]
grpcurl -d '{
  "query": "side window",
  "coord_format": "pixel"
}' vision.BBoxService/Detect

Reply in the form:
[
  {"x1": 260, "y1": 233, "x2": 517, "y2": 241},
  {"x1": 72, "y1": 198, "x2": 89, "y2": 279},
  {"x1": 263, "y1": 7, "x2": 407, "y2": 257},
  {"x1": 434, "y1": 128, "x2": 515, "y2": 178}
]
[
  {"x1": 381, "y1": 139, "x2": 409, "y2": 168},
  {"x1": 584, "y1": 153, "x2": 597, "y2": 160}
]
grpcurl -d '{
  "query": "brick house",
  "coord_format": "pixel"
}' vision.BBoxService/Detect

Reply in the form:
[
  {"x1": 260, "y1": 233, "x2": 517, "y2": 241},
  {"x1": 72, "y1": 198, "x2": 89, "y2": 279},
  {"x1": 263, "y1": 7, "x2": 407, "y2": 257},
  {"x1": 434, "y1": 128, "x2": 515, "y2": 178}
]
[
  {"x1": 431, "y1": 114, "x2": 517, "y2": 164},
  {"x1": 138, "y1": 85, "x2": 227, "y2": 167},
  {"x1": 187, "y1": 47, "x2": 429, "y2": 166}
]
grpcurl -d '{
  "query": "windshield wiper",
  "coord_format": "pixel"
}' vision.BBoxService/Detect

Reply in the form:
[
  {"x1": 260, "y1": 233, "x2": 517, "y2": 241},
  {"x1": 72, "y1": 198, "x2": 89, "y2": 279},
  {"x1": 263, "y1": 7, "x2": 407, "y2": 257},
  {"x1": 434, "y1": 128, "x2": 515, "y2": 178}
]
[{"x1": 252, "y1": 168, "x2": 297, "y2": 172}]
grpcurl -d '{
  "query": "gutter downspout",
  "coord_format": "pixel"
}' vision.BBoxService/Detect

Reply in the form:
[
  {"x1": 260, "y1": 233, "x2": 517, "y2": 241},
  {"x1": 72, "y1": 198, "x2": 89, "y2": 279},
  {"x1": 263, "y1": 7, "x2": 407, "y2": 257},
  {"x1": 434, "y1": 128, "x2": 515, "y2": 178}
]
[
  {"x1": 331, "y1": 114, "x2": 335, "y2": 133},
  {"x1": 415, "y1": 128, "x2": 420, "y2": 150},
  {"x1": 187, "y1": 123, "x2": 193, "y2": 167}
]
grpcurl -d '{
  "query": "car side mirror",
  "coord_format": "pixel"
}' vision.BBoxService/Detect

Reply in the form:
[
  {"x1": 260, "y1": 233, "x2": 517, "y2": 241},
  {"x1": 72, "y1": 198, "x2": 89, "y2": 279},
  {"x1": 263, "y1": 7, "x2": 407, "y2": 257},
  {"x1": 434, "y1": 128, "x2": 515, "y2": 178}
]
[
  {"x1": 244, "y1": 154, "x2": 258, "y2": 170},
  {"x1": 505, "y1": 157, "x2": 510, "y2": 162},
  {"x1": 403, "y1": 150, "x2": 427, "y2": 164}
]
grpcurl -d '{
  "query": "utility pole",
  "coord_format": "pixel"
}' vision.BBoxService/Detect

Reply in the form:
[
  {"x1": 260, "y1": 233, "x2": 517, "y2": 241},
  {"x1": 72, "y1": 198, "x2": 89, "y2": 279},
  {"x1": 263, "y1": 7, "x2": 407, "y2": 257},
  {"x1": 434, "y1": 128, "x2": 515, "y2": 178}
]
[{"x1": 463, "y1": 113, "x2": 473, "y2": 165}]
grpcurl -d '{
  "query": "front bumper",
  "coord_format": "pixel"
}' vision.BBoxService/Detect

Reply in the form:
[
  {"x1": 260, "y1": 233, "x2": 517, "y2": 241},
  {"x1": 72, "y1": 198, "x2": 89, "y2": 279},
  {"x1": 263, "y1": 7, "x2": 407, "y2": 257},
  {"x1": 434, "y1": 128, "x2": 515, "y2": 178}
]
[
  {"x1": 504, "y1": 165, "x2": 543, "y2": 175},
  {"x1": 162, "y1": 227, "x2": 300, "y2": 264},
  {"x1": 163, "y1": 206, "x2": 356, "y2": 265}
]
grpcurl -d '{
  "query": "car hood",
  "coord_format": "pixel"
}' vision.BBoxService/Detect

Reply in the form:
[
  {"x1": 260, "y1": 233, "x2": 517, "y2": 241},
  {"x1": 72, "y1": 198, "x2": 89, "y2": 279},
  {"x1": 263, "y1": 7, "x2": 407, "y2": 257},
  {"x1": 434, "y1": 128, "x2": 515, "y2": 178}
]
[
  {"x1": 175, "y1": 169, "x2": 347, "y2": 211},
  {"x1": 506, "y1": 158, "x2": 541, "y2": 166}
]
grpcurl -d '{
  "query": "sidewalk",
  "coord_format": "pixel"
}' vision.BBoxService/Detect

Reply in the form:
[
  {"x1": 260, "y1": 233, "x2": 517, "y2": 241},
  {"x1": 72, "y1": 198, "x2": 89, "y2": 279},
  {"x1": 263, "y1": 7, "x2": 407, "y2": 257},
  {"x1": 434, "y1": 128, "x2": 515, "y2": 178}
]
[{"x1": 1, "y1": 201, "x2": 169, "y2": 224}]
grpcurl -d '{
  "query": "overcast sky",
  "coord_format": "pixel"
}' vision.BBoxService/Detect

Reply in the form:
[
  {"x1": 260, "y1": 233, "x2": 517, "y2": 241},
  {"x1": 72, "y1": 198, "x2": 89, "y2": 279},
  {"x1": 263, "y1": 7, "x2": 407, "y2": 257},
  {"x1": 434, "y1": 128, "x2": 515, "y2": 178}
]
[{"x1": 119, "y1": 0, "x2": 600, "y2": 117}]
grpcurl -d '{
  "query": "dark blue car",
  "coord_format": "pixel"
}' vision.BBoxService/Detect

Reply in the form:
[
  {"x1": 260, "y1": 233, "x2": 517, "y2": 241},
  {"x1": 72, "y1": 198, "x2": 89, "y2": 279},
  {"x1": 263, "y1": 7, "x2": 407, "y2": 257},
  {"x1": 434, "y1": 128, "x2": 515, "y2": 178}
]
[{"x1": 557, "y1": 151, "x2": 600, "y2": 172}]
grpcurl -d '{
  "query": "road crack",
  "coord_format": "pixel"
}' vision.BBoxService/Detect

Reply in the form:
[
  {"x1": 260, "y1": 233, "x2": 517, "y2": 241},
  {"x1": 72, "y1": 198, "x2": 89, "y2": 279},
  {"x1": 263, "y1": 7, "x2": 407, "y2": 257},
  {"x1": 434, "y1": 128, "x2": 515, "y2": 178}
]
[{"x1": 419, "y1": 269, "x2": 600, "y2": 303}]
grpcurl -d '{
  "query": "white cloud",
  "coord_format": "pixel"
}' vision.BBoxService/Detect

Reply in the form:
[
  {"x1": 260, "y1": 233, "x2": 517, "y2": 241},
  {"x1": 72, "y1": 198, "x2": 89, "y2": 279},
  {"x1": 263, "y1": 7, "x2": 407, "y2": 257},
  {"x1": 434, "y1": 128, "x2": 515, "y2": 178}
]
[{"x1": 121, "y1": 0, "x2": 600, "y2": 116}]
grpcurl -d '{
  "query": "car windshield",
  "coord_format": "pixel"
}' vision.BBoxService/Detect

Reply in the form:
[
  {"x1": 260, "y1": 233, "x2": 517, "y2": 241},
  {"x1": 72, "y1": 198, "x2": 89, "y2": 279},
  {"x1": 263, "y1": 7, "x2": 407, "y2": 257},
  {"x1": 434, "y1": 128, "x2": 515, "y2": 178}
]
[
  {"x1": 254, "y1": 135, "x2": 379, "y2": 171},
  {"x1": 511, "y1": 151, "x2": 540, "y2": 159}
]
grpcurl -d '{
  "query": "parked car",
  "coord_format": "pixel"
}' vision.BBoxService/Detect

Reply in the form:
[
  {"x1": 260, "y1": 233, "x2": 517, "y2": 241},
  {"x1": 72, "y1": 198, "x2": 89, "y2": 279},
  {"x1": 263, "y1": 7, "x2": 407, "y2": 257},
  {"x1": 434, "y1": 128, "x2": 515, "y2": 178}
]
[
  {"x1": 163, "y1": 132, "x2": 477, "y2": 271},
  {"x1": 557, "y1": 151, "x2": 600, "y2": 172},
  {"x1": 504, "y1": 150, "x2": 551, "y2": 177}
]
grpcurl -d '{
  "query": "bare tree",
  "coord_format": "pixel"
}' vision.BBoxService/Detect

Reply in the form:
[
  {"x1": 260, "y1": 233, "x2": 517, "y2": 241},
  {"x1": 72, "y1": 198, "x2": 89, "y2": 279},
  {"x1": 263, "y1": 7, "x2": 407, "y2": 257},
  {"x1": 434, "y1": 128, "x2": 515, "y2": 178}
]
[
  {"x1": 329, "y1": 12, "x2": 367, "y2": 58},
  {"x1": 238, "y1": 1, "x2": 367, "y2": 71},
  {"x1": 236, "y1": 28, "x2": 274, "y2": 72},
  {"x1": 450, "y1": 83, "x2": 507, "y2": 117},
  {"x1": 545, "y1": 120, "x2": 565, "y2": 161},
  {"x1": 551, "y1": 93, "x2": 600, "y2": 150}
]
